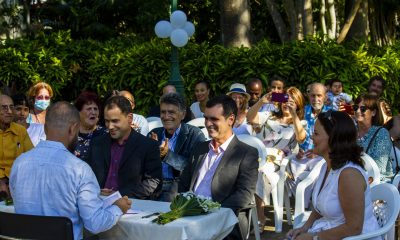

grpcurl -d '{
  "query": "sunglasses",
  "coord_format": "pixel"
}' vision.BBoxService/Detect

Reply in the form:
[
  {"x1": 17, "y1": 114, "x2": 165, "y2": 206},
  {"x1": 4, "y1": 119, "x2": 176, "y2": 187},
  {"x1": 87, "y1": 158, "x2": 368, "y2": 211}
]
[
  {"x1": 36, "y1": 95, "x2": 50, "y2": 100},
  {"x1": 353, "y1": 105, "x2": 368, "y2": 113}
]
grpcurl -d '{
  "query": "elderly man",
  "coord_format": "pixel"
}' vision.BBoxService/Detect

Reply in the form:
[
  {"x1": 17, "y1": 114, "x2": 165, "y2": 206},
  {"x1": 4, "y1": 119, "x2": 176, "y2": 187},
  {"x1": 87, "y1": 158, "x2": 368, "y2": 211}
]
[
  {"x1": 147, "y1": 84, "x2": 193, "y2": 122},
  {"x1": 87, "y1": 96, "x2": 162, "y2": 199},
  {"x1": 179, "y1": 95, "x2": 258, "y2": 240},
  {"x1": 149, "y1": 93, "x2": 205, "y2": 201},
  {"x1": 246, "y1": 78, "x2": 263, "y2": 107},
  {"x1": 0, "y1": 94, "x2": 33, "y2": 200},
  {"x1": 10, "y1": 101, "x2": 131, "y2": 240}
]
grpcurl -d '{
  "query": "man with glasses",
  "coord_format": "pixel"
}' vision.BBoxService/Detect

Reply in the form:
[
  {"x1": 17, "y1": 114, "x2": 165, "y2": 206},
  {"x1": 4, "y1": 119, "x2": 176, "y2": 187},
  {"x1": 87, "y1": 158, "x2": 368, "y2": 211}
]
[{"x1": 0, "y1": 94, "x2": 33, "y2": 200}]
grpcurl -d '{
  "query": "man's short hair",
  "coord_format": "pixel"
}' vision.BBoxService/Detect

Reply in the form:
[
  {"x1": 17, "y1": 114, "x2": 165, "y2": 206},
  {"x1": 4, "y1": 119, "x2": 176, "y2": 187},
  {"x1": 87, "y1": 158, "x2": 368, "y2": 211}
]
[
  {"x1": 159, "y1": 93, "x2": 186, "y2": 112},
  {"x1": 206, "y1": 95, "x2": 238, "y2": 120},
  {"x1": 247, "y1": 78, "x2": 262, "y2": 86},
  {"x1": 368, "y1": 75, "x2": 386, "y2": 88},
  {"x1": 45, "y1": 101, "x2": 79, "y2": 129},
  {"x1": 104, "y1": 95, "x2": 131, "y2": 114}
]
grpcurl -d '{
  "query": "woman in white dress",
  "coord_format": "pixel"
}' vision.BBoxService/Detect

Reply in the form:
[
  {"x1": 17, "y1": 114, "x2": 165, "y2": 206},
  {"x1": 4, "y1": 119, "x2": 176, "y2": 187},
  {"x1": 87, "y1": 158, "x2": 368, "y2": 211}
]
[
  {"x1": 287, "y1": 110, "x2": 380, "y2": 240},
  {"x1": 190, "y1": 80, "x2": 210, "y2": 118},
  {"x1": 247, "y1": 86, "x2": 307, "y2": 231}
]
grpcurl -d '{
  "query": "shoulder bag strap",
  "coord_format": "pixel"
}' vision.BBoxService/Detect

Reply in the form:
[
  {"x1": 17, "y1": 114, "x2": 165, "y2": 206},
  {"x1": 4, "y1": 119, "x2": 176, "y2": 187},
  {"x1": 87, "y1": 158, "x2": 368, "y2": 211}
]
[{"x1": 365, "y1": 127, "x2": 383, "y2": 154}]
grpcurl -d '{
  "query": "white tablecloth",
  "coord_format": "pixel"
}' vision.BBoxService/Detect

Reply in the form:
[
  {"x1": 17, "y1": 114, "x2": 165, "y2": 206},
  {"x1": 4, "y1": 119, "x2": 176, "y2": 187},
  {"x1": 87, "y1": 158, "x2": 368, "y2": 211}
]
[{"x1": 0, "y1": 199, "x2": 238, "y2": 240}]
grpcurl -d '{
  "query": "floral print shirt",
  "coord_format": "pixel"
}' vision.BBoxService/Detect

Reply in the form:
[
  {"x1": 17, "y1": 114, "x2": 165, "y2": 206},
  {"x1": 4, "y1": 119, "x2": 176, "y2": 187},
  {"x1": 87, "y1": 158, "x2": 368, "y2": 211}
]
[{"x1": 74, "y1": 125, "x2": 108, "y2": 161}]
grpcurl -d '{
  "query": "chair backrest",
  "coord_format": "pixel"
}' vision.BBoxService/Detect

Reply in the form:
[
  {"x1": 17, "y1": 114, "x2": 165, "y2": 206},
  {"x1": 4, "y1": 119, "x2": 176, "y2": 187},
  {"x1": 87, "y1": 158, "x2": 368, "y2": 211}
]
[
  {"x1": 148, "y1": 119, "x2": 163, "y2": 132},
  {"x1": 294, "y1": 159, "x2": 326, "y2": 218},
  {"x1": 390, "y1": 146, "x2": 400, "y2": 173},
  {"x1": 187, "y1": 118, "x2": 205, "y2": 128},
  {"x1": 0, "y1": 211, "x2": 73, "y2": 240},
  {"x1": 237, "y1": 134, "x2": 267, "y2": 166},
  {"x1": 146, "y1": 116, "x2": 161, "y2": 123},
  {"x1": 370, "y1": 183, "x2": 400, "y2": 229},
  {"x1": 201, "y1": 128, "x2": 210, "y2": 141},
  {"x1": 361, "y1": 153, "x2": 381, "y2": 186}
]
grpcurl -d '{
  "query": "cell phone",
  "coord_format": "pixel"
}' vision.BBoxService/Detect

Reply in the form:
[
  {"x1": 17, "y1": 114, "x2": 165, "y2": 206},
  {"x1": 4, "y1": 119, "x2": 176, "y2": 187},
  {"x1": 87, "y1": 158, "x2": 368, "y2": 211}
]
[
  {"x1": 271, "y1": 93, "x2": 289, "y2": 103},
  {"x1": 342, "y1": 104, "x2": 354, "y2": 115}
]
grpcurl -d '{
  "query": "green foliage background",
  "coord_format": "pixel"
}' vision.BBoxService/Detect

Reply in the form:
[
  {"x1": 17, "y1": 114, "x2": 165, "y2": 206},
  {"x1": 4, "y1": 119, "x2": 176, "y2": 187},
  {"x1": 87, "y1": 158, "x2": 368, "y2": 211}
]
[{"x1": 1, "y1": 31, "x2": 399, "y2": 115}]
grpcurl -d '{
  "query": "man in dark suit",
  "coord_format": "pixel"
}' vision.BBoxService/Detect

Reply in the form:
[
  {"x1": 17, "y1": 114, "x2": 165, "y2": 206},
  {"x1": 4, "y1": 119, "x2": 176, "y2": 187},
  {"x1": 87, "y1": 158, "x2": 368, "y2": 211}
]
[
  {"x1": 149, "y1": 93, "x2": 205, "y2": 201},
  {"x1": 86, "y1": 96, "x2": 162, "y2": 199},
  {"x1": 179, "y1": 95, "x2": 258, "y2": 240}
]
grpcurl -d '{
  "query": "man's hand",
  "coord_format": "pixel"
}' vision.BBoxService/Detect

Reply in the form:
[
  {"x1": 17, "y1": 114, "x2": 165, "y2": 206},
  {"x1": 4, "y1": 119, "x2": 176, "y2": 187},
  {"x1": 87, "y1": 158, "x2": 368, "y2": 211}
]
[
  {"x1": 100, "y1": 188, "x2": 115, "y2": 196},
  {"x1": 160, "y1": 138, "x2": 169, "y2": 158},
  {"x1": 260, "y1": 93, "x2": 272, "y2": 104},
  {"x1": 114, "y1": 196, "x2": 132, "y2": 214}
]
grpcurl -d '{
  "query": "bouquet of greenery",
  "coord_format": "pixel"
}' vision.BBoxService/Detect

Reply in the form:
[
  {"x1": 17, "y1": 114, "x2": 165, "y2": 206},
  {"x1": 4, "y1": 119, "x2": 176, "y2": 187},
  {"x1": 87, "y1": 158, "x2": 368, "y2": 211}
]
[{"x1": 153, "y1": 192, "x2": 221, "y2": 225}]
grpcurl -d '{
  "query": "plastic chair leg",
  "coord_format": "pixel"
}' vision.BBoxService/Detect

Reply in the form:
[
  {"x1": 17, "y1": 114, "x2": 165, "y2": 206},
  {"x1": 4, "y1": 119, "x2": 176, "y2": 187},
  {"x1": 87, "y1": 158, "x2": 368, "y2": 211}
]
[{"x1": 272, "y1": 186, "x2": 282, "y2": 233}]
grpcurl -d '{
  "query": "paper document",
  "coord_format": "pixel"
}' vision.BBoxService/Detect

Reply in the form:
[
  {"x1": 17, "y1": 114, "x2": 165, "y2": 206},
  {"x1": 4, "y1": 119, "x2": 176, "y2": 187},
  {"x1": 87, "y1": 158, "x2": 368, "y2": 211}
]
[{"x1": 102, "y1": 191, "x2": 122, "y2": 208}]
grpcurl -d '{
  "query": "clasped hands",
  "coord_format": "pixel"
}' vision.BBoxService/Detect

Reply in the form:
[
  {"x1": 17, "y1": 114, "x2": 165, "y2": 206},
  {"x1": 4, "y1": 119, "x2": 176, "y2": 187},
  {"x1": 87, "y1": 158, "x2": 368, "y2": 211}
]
[{"x1": 150, "y1": 132, "x2": 169, "y2": 158}]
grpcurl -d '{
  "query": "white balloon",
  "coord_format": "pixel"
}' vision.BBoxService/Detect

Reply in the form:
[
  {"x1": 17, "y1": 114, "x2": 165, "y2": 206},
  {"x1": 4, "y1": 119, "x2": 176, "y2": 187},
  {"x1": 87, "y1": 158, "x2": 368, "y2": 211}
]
[
  {"x1": 170, "y1": 10, "x2": 187, "y2": 29},
  {"x1": 155, "y1": 20, "x2": 172, "y2": 38},
  {"x1": 170, "y1": 29, "x2": 189, "y2": 47},
  {"x1": 183, "y1": 21, "x2": 195, "y2": 37}
]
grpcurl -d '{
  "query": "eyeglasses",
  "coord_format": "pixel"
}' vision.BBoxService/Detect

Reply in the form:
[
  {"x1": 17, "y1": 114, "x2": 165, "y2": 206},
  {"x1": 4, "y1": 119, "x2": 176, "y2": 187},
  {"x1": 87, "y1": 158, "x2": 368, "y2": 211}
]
[
  {"x1": 1, "y1": 104, "x2": 14, "y2": 112},
  {"x1": 353, "y1": 105, "x2": 368, "y2": 113},
  {"x1": 36, "y1": 95, "x2": 50, "y2": 100}
]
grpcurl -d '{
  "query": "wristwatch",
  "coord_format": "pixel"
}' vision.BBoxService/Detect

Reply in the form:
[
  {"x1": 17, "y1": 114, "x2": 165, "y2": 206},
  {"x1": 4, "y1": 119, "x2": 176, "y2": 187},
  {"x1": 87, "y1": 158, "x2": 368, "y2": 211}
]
[{"x1": 312, "y1": 233, "x2": 319, "y2": 240}]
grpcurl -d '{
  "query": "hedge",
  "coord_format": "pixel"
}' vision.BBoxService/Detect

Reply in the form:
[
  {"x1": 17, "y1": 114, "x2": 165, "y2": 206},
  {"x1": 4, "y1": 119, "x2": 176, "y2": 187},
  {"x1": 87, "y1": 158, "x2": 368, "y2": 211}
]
[{"x1": 1, "y1": 31, "x2": 399, "y2": 115}]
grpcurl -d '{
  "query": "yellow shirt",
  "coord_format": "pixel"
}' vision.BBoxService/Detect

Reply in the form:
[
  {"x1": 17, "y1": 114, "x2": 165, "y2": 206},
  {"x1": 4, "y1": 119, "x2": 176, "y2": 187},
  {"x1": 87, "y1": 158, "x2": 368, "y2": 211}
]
[{"x1": 0, "y1": 122, "x2": 34, "y2": 178}]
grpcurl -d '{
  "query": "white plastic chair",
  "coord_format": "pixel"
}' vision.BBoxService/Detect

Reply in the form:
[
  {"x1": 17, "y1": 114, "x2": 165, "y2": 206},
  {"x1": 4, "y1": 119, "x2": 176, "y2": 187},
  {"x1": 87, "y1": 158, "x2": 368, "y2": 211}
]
[
  {"x1": 390, "y1": 146, "x2": 400, "y2": 174},
  {"x1": 187, "y1": 117, "x2": 205, "y2": 128},
  {"x1": 344, "y1": 183, "x2": 400, "y2": 240},
  {"x1": 146, "y1": 116, "x2": 161, "y2": 122},
  {"x1": 148, "y1": 119, "x2": 163, "y2": 132},
  {"x1": 200, "y1": 128, "x2": 210, "y2": 141},
  {"x1": 293, "y1": 160, "x2": 326, "y2": 228},
  {"x1": 237, "y1": 134, "x2": 292, "y2": 233},
  {"x1": 236, "y1": 135, "x2": 264, "y2": 239},
  {"x1": 362, "y1": 153, "x2": 381, "y2": 187}
]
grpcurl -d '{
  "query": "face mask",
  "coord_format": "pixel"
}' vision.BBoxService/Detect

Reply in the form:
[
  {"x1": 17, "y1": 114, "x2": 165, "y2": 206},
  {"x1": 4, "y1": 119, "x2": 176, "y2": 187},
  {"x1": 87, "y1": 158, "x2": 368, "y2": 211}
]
[{"x1": 34, "y1": 100, "x2": 50, "y2": 111}]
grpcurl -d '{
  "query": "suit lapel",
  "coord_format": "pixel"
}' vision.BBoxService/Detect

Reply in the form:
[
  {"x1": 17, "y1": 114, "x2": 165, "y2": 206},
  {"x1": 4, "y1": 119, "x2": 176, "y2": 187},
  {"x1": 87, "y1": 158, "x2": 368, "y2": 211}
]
[
  {"x1": 189, "y1": 142, "x2": 209, "y2": 190},
  {"x1": 174, "y1": 124, "x2": 188, "y2": 154},
  {"x1": 119, "y1": 131, "x2": 139, "y2": 169},
  {"x1": 103, "y1": 135, "x2": 112, "y2": 169}
]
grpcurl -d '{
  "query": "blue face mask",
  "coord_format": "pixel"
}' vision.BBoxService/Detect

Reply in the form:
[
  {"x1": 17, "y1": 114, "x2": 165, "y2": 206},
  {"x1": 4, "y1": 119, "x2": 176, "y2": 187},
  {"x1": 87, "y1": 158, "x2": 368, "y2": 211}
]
[{"x1": 34, "y1": 100, "x2": 50, "y2": 111}]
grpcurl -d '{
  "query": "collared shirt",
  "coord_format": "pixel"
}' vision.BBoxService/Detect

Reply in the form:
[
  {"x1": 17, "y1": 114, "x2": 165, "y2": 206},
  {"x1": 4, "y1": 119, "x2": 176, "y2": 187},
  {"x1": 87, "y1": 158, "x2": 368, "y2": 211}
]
[
  {"x1": 0, "y1": 122, "x2": 33, "y2": 178},
  {"x1": 194, "y1": 134, "x2": 235, "y2": 199},
  {"x1": 161, "y1": 126, "x2": 181, "y2": 180},
  {"x1": 300, "y1": 104, "x2": 331, "y2": 151},
  {"x1": 10, "y1": 141, "x2": 122, "y2": 240},
  {"x1": 104, "y1": 141, "x2": 126, "y2": 190}
]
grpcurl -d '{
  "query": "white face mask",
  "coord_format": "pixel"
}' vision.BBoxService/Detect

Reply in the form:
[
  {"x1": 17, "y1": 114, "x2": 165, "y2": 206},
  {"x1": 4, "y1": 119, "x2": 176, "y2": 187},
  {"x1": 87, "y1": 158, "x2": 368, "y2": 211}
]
[{"x1": 34, "y1": 99, "x2": 50, "y2": 110}]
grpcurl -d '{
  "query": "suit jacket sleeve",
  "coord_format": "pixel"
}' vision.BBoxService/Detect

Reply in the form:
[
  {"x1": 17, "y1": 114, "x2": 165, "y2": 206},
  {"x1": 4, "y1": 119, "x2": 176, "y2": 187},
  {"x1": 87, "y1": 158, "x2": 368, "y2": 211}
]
[
  {"x1": 129, "y1": 139, "x2": 162, "y2": 199},
  {"x1": 221, "y1": 147, "x2": 258, "y2": 211},
  {"x1": 178, "y1": 152, "x2": 195, "y2": 193}
]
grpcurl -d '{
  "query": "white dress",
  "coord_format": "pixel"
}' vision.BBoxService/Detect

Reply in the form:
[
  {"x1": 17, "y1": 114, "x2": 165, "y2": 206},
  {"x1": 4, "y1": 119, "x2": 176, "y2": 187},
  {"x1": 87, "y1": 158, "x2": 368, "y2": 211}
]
[
  {"x1": 27, "y1": 123, "x2": 46, "y2": 146},
  {"x1": 190, "y1": 102, "x2": 204, "y2": 118},
  {"x1": 309, "y1": 161, "x2": 380, "y2": 239}
]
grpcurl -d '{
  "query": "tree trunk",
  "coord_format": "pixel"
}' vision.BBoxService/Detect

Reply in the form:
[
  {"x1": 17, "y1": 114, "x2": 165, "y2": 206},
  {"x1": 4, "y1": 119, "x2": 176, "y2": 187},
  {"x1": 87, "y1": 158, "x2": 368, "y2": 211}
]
[
  {"x1": 282, "y1": 0, "x2": 296, "y2": 40},
  {"x1": 320, "y1": 0, "x2": 327, "y2": 37},
  {"x1": 219, "y1": 0, "x2": 252, "y2": 47},
  {"x1": 265, "y1": 0, "x2": 289, "y2": 42},
  {"x1": 295, "y1": 0, "x2": 304, "y2": 40},
  {"x1": 302, "y1": 0, "x2": 313, "y2": 37},
  {"x1": 336, "y1": 0, "x2": 362, "y2": 43},
  {"x1": 326, "y1": 0, "x2": 336, "y2": 39},
  {"x1": 369, "y1": 0, "x2": 397, "y2": 46},
  {"x1": 346, "y1": 0, "x2": 368, "y2": 42}
]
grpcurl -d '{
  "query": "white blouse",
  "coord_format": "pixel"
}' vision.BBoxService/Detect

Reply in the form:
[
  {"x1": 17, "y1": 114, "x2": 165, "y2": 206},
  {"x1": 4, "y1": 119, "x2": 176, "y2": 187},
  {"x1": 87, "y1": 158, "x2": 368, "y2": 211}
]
[
  {"x1": 309, "y1": 161, "x2": 381, "y2": 239},
  {"x1": 190, "y1": 102, "x2": 204, "y2": 118}
]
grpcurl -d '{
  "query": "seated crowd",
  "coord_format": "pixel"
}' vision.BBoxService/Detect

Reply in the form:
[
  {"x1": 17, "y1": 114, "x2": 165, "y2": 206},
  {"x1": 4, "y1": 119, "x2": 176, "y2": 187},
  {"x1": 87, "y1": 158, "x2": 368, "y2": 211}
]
[{"x1": 0, "y1": 75, "x2": 399, "y2": 240}]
